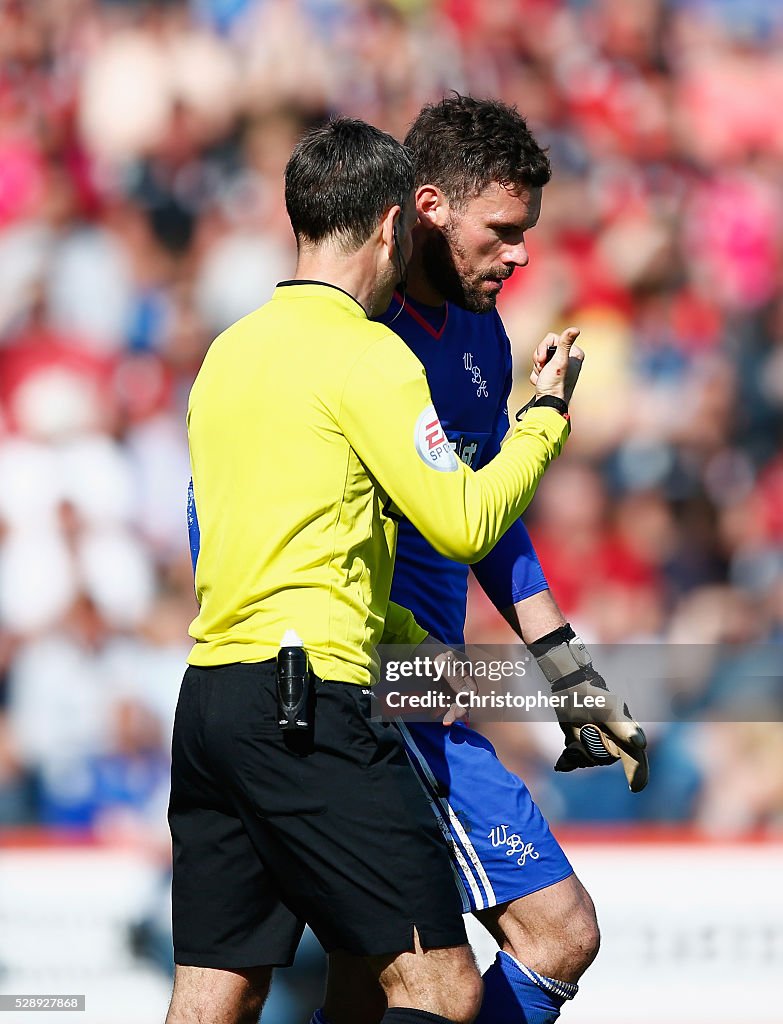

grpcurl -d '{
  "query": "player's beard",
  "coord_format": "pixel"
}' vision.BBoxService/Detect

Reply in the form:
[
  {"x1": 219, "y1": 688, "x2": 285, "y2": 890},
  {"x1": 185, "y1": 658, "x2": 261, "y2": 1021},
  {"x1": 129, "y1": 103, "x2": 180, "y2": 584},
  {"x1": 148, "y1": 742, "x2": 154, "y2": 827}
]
[{"x1": 420, "y1": 218, "x2": 510, "y2": 314}]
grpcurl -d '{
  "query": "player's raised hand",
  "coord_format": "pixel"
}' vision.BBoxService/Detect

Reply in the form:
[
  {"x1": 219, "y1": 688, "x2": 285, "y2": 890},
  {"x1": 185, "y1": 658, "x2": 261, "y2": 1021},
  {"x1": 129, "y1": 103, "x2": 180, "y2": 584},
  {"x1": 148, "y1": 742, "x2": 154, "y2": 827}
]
[{"x1": 531, "y1": 327, "x2": 583, "y2": 403}]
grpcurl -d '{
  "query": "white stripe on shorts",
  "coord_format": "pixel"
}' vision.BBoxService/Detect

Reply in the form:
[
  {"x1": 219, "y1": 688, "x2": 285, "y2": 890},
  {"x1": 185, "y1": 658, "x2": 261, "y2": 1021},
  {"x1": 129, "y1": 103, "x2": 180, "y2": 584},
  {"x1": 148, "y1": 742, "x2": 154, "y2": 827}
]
[
  {"x1": 397, "y1": 720, "x2": 497, "y2": 910},
  {"x1": 406, "y1": 762, "x2": 474, "y2": 913}
]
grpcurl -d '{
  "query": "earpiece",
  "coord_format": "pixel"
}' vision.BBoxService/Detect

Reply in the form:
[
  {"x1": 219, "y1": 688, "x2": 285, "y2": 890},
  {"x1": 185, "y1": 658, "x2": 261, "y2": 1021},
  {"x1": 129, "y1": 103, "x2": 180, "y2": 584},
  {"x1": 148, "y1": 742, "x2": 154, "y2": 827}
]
[
  {"x1": 388, "y1": 219, "x2": 408, "y2": 324},
  {"x1": 392, "y1": 222, "x2": 407, "y2": 280}
]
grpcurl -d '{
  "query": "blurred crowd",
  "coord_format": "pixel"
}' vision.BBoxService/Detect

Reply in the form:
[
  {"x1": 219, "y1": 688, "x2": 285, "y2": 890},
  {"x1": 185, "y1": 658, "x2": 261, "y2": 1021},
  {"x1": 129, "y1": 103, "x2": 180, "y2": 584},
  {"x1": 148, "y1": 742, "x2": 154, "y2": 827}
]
[{"x1": 1, "y1": 0, "x2": 783, "y2": 858}]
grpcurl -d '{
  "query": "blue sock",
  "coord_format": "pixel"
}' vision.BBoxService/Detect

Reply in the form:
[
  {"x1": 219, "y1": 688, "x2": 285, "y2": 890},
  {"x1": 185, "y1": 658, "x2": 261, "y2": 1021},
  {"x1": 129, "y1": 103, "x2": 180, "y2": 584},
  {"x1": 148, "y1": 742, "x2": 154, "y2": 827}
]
[{"x1": 474, "y1": 951, "x2": 578, "y2": 1024}]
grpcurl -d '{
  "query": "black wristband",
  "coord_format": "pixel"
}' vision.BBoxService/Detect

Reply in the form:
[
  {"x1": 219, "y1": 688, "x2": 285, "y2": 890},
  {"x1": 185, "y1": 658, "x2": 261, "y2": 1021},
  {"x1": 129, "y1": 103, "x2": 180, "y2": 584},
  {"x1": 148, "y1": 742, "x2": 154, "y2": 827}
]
[
  {"x1": 515, "y1": 397, "x2": 535, "y2": 421},
  {"x1": 515, "y1": 395, "x2": 569, "y2": 421},
  {"x1": 532, "y1": 394, "x2": 569, "y2": 416}
]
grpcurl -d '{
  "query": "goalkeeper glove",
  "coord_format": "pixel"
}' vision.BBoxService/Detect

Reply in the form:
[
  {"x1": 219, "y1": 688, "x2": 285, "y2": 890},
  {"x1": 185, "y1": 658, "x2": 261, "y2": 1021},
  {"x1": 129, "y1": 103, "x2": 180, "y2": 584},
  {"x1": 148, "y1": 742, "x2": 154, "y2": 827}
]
[{"x1": 529, "y1": 625, "x2": 649, "y2": 793}]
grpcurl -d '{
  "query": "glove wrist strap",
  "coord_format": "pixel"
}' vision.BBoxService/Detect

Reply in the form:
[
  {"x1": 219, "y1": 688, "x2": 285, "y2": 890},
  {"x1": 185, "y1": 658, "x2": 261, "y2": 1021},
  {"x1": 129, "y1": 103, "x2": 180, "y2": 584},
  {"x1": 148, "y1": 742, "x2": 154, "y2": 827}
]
[
  {"x1": 528, "y1": 624, "x2": 595, "y2": 690},
  {"x1": 527, "y1": 623, "x2": 576, "y2": 657}
]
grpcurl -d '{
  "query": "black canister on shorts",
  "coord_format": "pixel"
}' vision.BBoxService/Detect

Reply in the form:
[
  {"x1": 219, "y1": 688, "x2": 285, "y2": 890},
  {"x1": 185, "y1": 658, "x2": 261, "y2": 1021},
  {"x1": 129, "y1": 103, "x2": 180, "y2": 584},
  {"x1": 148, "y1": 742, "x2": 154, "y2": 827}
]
[{"x1": 276, "y1": 630, "x2": 311, "y2": 730}]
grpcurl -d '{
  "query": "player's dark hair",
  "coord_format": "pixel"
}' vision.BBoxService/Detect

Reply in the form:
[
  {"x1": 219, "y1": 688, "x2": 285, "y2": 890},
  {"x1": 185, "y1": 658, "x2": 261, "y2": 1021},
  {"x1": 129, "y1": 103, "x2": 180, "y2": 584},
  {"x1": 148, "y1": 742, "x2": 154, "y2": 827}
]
[
  {"x1": 285, "y1": 117, "x2": 414, "y2": 251},
  {"x1": 404, "y1": 94, "x2": 551, "y2": 203}
]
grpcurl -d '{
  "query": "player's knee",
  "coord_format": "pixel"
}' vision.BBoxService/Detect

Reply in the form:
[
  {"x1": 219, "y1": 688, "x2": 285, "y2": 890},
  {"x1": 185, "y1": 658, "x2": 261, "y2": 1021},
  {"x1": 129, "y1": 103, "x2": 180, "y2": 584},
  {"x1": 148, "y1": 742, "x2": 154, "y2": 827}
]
[
  {"x1": 501, "y1": 884, "x2": 600, "y2": 982},
  {"x1": 565, "y1": 891, "x2": 600, "y2": 974},
  {"x1": 537, "y1": 896, "x2": 600, "y2": 979}
]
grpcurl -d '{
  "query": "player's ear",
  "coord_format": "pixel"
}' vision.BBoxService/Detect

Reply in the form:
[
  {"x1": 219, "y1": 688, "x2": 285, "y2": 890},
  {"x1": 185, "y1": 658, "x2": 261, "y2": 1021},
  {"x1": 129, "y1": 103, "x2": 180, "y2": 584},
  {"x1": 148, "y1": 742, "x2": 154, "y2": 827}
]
[{"x1": 415, "y1": 184, "x2": 448, "y2": 228}]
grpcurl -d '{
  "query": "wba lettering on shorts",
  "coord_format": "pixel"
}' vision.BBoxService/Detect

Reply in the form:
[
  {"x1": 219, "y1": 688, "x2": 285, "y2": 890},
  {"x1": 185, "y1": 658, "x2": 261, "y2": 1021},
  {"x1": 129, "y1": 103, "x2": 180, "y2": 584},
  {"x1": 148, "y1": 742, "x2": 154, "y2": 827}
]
[{"x1": 488, "y1": 824, "x2": 540, "y2": 866}]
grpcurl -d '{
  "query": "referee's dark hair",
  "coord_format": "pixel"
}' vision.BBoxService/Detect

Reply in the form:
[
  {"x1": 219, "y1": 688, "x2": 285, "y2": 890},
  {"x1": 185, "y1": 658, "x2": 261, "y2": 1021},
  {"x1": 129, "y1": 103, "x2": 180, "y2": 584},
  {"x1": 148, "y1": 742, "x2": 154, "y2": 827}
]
[
  {"x1": 405, "y1": 94, "x2": 551, "y2": 204},
  {"x1": 285, "y1": 117, "x2": 414, "y2": 252}
]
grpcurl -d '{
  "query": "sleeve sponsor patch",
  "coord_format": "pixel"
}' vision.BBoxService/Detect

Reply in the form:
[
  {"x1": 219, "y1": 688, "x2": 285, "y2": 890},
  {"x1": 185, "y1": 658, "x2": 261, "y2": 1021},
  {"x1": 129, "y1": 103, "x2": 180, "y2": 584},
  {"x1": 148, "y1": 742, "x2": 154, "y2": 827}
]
[{"x1": 414, "y1": 405, "x2": 458, "y2": 473}]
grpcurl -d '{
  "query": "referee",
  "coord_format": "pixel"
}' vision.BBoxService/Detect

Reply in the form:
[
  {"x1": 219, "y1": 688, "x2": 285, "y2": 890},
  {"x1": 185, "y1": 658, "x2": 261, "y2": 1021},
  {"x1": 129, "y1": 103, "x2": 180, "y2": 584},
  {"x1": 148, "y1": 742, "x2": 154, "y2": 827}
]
[{"x1": 167, "y1": 119, "x2": 576, "y2": 1024}]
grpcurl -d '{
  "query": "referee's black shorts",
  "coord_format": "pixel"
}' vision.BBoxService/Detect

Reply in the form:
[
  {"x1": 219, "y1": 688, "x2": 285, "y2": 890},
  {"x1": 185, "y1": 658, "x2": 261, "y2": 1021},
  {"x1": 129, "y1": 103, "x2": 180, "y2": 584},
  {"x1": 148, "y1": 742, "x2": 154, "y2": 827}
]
[{"x1": 169, "y1": 661, "x2": 467, "y2": 968}]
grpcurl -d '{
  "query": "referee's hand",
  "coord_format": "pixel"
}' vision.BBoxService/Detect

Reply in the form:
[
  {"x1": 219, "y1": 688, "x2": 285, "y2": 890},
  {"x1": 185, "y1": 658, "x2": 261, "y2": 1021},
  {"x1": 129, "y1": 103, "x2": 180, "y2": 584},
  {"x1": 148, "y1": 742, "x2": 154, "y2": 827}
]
[
  {"x1": 415, "y1": 638, "x2": 477, "y2": 725},
  {"x1": 530, "y1": 327, "x2": 583, "y2": 403},
  {"x1": 438, "y1": 652, "x2": 478, "y2": 726}
]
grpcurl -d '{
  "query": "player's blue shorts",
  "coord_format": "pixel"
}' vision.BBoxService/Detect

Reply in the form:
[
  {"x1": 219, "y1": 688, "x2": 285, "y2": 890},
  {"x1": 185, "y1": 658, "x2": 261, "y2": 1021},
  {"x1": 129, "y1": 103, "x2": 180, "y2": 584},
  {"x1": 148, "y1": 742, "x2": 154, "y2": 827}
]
[{"x1": 397, "y1": 720, "x2": 573, "y2": 913}]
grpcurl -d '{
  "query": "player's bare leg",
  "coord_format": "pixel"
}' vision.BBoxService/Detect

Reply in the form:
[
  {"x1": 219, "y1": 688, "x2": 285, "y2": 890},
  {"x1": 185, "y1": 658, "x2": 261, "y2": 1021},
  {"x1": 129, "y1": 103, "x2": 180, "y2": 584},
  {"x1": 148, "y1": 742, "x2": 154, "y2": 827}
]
[
  {"x1": 475, "y1": 873, "x2": 599, "y2": 984},
  {"x1": 165, "y1": 964, "x2": 272, "y2": 1024}
]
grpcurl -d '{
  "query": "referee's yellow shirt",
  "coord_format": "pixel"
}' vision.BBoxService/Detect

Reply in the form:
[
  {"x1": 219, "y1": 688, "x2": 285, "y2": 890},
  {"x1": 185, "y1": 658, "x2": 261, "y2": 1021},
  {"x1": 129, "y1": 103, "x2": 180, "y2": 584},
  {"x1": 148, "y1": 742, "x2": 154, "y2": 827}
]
[{"x1": 187, "y1": 281, "x2": 569, "y2": 685}]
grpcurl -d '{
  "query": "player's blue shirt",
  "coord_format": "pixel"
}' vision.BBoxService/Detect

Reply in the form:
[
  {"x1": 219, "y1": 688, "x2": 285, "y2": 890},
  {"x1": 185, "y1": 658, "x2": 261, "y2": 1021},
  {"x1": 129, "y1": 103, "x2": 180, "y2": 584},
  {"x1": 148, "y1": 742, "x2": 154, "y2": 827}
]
[{"x1": 379, "y1": 293, "x2": 548, "y2": 645}]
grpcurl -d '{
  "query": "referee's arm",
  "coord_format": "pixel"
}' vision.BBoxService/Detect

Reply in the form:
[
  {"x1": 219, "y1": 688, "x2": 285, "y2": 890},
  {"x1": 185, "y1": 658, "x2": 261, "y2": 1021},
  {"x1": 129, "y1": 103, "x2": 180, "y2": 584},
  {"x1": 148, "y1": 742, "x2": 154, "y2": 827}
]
[
  {"x1": 338, "y1": 330, "x2": 569, "y2": 565},
  {"x1": 382, "y1": 601, "x2": 428, "y2": 645}
]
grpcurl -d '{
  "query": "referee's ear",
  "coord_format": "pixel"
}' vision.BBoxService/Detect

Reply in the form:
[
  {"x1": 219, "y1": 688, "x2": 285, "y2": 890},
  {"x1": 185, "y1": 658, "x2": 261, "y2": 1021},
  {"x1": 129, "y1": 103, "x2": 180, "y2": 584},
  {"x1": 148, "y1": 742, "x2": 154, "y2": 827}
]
[{"x1": 380, "y1": 203, "x2": 403, "y2": 264}]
